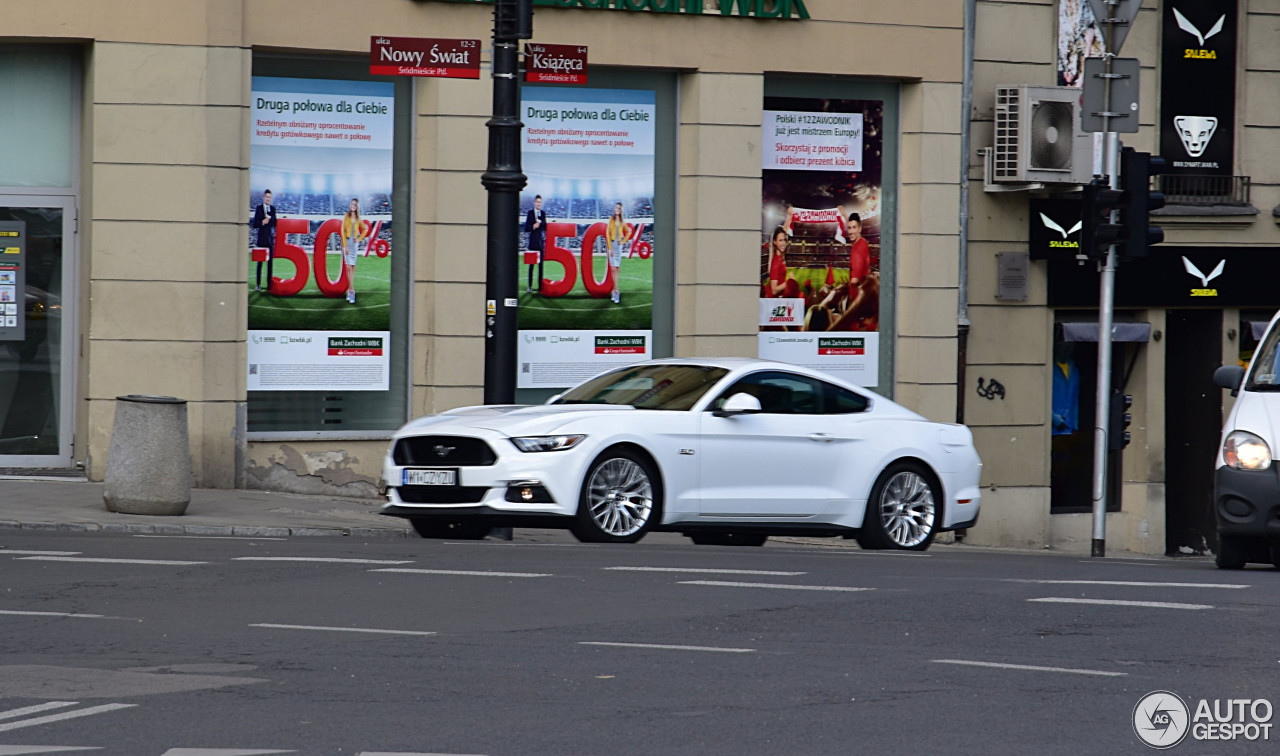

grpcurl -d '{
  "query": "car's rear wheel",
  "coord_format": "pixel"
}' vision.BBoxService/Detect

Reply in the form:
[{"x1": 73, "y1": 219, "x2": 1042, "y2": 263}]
[
  {"x1": 688, "y1": 532, "x2": 768, "y2": 547},
  {"x1": 410, "y1": 518, "x2": 491, "y2": 540},
  {"x1": 1214, "y1": 534, "x2": 1248, "y2": 569},
  {"x1": 856, "y1": 461, "x2": 939, "y2": 551},
  {"x1": 571, "y1": 449, "x2": 659, "y2": 544}
]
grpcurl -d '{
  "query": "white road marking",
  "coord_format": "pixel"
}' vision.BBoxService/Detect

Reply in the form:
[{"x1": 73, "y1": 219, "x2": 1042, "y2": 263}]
[
  {"x1": 1013, "y1": 580, "x2": 1248, "y2": 589},
  {"x1": 0, "y1": 610, "x2": 111, "y2": 620},
  {"x1": 1077, "y1": 559, "x2": 1170, "y2": 567},
  {"x1": 371, "y1": 568, "x2": 551, "y2": 578},
  {"x1": 0, "y1": 703, "x2": 79, "y2": 721},
  {"x1": 1028, "y1": 597, "x2": 1214, "y2": 610},
  {"x1": 0, "y1": 704, "x2": 136, "y2": 733},
  {"x1": 249, "y1": 624, "x2": 436, "y2": 637},
  {"x1": 932, "y1": 659, "x2": 1127, "y2": 677},
  {"x1": 233, "y1": 557, "x2": 414, "y2": 565},
  {"x1": 135, "y1": 535, "x2": 287, "y2": 541},
  {"x1": 679, "y1": 580, "x2": 874, "y2": 592},
  {"x1": 16, "y1": 556, "x2": 207, "y2": 566},
  {"x1": 0, "y1": 747, "x2": 101, "y2": 754},
  {"x1": 604, "y1": 567, "x2": 805, "y2": 576},
  {"x1": 580, "y1": 641, "x2": 756, "y2": 654},
  {"x1": 0, "y1": 551, "x2": 81, "y2": 556}
]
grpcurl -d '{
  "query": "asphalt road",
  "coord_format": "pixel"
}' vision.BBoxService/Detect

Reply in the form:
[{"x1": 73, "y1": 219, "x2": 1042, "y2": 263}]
[{"x1": 0, "y1": 530, "x2": 1276, "y2": 756}]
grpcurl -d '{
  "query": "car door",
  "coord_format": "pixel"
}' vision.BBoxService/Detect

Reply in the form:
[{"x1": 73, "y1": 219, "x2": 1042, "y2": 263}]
[{"x1": 697, "y1": 371, "x2": 847, "y2": 518}]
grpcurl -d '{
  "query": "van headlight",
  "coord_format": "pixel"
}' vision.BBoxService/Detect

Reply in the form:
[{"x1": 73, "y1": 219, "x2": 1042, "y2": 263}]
[
  {"x1": 1223, "y1": 431, "x2": 1271, "y2": 470},
  {"x1": 510, "y1": 435, "x2": 587, "y2": 453}
]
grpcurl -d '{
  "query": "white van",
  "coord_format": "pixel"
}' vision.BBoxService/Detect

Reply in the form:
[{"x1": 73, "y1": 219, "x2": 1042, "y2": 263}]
[{"x1": 1212, "y1": 311, "x2": 1280, "y2": 569}]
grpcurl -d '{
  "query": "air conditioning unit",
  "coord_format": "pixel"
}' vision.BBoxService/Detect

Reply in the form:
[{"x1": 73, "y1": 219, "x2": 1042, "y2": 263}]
[{"x1": 992, "y1": 85, "x2": 1092, "y2": 185}]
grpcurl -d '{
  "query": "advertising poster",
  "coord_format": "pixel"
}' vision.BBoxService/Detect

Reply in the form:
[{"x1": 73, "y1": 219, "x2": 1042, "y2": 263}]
[
  {"x1": 760, "y1": 98, "x2": 883, "y2": 387},
  {"x1": 247, "y1": 77, "x2": 394, "y2": 392},
  {"x1": 1056, "y1": 0, "x2": 1105, "y2": 88},
  {"x1": 1159, "y1": 0, "x2": 1237, "y2": 176},
  {"x1": 517, "y1": 87, "x2": 656, "y2": 388}
]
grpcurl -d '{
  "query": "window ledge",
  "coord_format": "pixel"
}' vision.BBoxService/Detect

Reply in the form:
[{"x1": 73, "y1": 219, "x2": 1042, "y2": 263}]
[{"x1": 1150, "y1": 203, "x2": 1259, "y2": 229}]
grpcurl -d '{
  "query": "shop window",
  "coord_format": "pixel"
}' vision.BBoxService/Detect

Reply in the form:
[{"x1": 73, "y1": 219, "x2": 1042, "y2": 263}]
[
  {"x1": 246, "y1": 56, "x2": 412, "y2": 433},
  {"x1": 1050, "y1": 330, "x2": 1127, "y2": 514}
]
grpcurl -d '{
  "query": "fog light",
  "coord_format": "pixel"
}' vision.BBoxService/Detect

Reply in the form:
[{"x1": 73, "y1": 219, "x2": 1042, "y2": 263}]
[{"x1": 521, "y1": 487, "x2": 534, "y2": 501}]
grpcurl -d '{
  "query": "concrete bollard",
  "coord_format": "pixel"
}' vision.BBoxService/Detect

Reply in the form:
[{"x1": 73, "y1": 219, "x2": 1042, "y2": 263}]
[{"x1": 103, "y1": 395, "x2": 192, "y2": 516}]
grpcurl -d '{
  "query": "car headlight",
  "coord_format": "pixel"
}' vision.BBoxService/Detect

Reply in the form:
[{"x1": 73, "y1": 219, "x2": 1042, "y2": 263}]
[
  {"x1": 1223, "y1": 431, "x2": 1271, "y2": 470},
  {"x1": 510, "y1": 434, "x2": 587, "y2": 453}
]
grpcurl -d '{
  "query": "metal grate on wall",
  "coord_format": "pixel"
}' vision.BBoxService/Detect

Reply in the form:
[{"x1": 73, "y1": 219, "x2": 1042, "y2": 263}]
[{"x1": 1156, "y1": 174, "x2": 1251, "y2": 206}]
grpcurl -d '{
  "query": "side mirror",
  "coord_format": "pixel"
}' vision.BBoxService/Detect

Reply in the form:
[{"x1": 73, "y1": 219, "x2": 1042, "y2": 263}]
[
  {"x1": 1213, "y1": 365, "x2": 1245, "y2": 397},
  {"x1": 547, "y1": 393, "x2": 564, "y2": 405},
  {"x1": 713, "y1": 392, "x2": 763, "y2": 418}
]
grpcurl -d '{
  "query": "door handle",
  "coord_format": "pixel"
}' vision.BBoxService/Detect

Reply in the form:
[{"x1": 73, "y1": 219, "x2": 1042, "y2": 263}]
[{"x1": 808, "y1": 433, "x2": 835, "y2": 442}]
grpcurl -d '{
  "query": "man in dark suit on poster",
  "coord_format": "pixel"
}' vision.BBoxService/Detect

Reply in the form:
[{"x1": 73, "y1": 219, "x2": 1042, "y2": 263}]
[
  {"x1": 524, "y1": 194, "x2": 547, "y2": 294},
  {"x1": 252, "y1": 189, "x2": 278, "y2": 293}
]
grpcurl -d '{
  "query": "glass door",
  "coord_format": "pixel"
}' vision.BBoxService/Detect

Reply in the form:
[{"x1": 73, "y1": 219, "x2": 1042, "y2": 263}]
[{"x1": 0, "y1": 196, "x2": 76, "y2": 466}]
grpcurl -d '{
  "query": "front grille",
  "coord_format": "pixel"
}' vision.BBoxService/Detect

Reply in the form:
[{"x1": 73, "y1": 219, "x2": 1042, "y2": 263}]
[
  {"x1": 397, "y1": 485, "x2": 489, "y2": 504},
  {"x1": 393, "y1": 436, "x2": 497, "y2": 466}
]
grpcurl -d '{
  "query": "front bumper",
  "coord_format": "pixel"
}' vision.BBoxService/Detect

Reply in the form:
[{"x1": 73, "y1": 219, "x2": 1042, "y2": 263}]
[
  {"x1": 1214, "y1": 465, "x2": 1280, "y2": 539},
  {"x1": 381, "y1": 431, "x2": 584, "y2": 519}
]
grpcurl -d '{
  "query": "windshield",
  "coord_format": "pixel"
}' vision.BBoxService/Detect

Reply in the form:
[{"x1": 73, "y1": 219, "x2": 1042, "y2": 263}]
[
  {"x1": 552, "y1": 364, "x2": 730, "y2": 411},
  {"x1": 1247, "y1": 320, "x2": 1280, "y2": 391}
]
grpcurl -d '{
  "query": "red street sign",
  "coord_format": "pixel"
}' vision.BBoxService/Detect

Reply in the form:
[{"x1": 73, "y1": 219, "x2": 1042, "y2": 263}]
[
  {"x1": 370, "y1": 36, "x2": 481, "y2": 79},
  {"x1": 524, "y1": 44, "x2": 588, "y2": 85}
]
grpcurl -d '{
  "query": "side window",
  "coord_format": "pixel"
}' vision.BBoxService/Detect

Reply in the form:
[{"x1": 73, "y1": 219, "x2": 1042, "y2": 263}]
[
  {"x1": 825, "y1": 383, "x2": 870, "y2": 414},
  {"x1": 712, "y1": 371, "x2": 825, "y2": 415}
]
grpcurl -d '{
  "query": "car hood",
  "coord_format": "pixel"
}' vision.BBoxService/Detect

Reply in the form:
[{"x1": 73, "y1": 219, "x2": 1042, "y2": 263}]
[{"x1": 397, "y1": 404, "x2": 638, "y2": 437}]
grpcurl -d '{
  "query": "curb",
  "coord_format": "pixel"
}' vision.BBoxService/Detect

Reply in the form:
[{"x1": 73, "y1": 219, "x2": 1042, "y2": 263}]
[{"x1": 0, "y1": 520, "x2": 410, "y2": 538}]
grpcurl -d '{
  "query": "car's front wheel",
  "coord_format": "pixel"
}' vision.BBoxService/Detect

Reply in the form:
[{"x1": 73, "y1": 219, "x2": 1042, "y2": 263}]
[
  {"x1": 410, "y1": 518, "x2": 491, "y2": 540},
  {"x1": 856, "y1": 461, "x2": 939, "y2": 551},
  {"x1": 571, "y1": 448, "x2": 659, "y2": 544}
]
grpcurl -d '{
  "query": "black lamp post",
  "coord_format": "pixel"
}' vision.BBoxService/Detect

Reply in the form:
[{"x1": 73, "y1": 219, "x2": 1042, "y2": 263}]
[{"x1": 481, "y1": 0, "x2": 533, "y2": 405}]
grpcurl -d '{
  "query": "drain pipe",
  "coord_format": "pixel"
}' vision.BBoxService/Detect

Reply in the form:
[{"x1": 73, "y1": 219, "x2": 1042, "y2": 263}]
[
  {"x1": 953, "y1": 0, "x2": 976, "y2": 542},
  {"x1": 956, "y1": 0, "x2": 976, "y2": 428}
]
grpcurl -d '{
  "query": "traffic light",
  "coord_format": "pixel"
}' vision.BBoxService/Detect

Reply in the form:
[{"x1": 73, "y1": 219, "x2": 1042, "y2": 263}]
[
  {"x1": 494, "y1": 0, "x2": 534, "y2": 41},
  {"x1": 1079, "y1": 178, "x2": 1127, "y2": 258},
  {"x1": 1109, "y1": 390, "x2": 1133, "y2": 451},
  {"x1": 1119, "y1": 148, "x2": 1166, "y2": 259}
]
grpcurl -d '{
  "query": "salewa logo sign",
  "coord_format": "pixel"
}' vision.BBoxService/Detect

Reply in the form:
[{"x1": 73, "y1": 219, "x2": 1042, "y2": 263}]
[
  {"x1": 1174, "y1": 8, "x2": 1224, "y2": 58},
  {"x1": 1184, "y1": 256, "x2": 1224, "y2": 297},
  {"x1": 1041, "y1": 213, "x2": 1082, "y2": 249},
  {"x1": 1174, "y1": 115, "x2": 1218, "y2": 157}
]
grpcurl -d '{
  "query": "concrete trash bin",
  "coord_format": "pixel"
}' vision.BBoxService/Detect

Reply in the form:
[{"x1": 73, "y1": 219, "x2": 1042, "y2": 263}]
[{"x1": 103, "y1": 395, "x2": 192, "y2": 516}]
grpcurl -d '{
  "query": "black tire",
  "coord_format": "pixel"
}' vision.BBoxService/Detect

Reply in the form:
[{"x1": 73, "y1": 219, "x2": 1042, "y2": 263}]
[
  {"x1": 1214, "y1": 534, "x2": 1248, "y2": 569},
  {"x1": 410, "y1": 519, "x2": 491, "y2": 540},
  {"x1": 570, "y1": 448, "x2": 660, "y2": 544},
  {"x1": 855, "y1": 461, "x2": 940, "y2": 551},
  {"x1": 688, "y1": 532, "x2": 769, "y2": 547},
  {"x1": 1271, "y1": 541, "x2": 1280, "y2": 571}
]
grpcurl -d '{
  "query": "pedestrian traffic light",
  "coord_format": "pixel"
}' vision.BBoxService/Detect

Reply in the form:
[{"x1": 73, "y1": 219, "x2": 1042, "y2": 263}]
[
  {"x1": 1079, "y1": 178, "x2": 1127, "y2": 258},
  {"x1": 494, "y1": 0, "x2": 534, "y2": 41},
  {"x1": 1119, "y1": 148, "x2": 1166, "y2": 259},
  {"x1": 1109, "y1": 390, "x2": 1133, "y2": 451}
]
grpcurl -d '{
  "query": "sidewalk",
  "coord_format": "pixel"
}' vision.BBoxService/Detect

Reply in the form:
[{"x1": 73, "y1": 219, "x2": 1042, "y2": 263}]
[{"x1": 0, "y1": 478, "x2": 412, "y2": 538}]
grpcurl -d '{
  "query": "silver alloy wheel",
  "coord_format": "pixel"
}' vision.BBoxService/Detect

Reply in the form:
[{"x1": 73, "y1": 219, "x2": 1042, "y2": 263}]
[
  {"x1": 586, "y1": 457, "x2": 653, "y2": 537},
  {"x1": 879, "y1": 470, "x2": 936, "y2": 548}
]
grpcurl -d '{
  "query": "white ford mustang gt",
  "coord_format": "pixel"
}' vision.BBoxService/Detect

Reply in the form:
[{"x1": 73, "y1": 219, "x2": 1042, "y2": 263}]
[{"x1": 381, "y1": 358, "x2": 981, "y2": 550}]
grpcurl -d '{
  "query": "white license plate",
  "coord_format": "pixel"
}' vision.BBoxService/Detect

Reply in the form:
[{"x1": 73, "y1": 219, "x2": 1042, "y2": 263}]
[{"x1": 402, "y1": 468, "x2": 457, "y2": 486}]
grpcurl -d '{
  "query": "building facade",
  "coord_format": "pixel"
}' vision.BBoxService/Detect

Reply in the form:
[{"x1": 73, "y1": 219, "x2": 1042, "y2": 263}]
[
  {"x1": 0, "y1": 1, "x2": 966, "y2": 507},
  {"x1": 5, "y1": 0, "x2": 1272, "y2": 555}
]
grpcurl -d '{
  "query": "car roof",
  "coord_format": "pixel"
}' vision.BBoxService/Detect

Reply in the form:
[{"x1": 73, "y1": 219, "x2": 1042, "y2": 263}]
[{"x1": 630, "y1": 357, "x2": 867, "y2": 391}]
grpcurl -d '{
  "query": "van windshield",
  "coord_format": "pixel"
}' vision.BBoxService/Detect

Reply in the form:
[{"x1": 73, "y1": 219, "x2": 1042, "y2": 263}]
[{"x1": 1246, "y1": 321, "x2": 1280, "y2": 391}]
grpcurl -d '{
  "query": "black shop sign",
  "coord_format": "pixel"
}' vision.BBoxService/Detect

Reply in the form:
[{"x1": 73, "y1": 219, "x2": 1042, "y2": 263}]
[{"x1": 1159, "y1": 1, "x2": 1238, "y2": 175}]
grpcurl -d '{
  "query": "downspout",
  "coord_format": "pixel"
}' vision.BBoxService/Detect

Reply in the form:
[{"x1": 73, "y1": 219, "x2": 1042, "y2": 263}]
[
  {"x1": 954, "y1": 0, "x2": 976, "y2": 541},
  {"x1": 956, "y1": 0, "x2": 976, "y2": 427}
]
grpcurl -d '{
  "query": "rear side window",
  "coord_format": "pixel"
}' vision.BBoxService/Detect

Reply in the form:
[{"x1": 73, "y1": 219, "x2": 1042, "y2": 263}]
[{"x1": 826, "y1": 384, "x2": 870, "y2": 414}]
